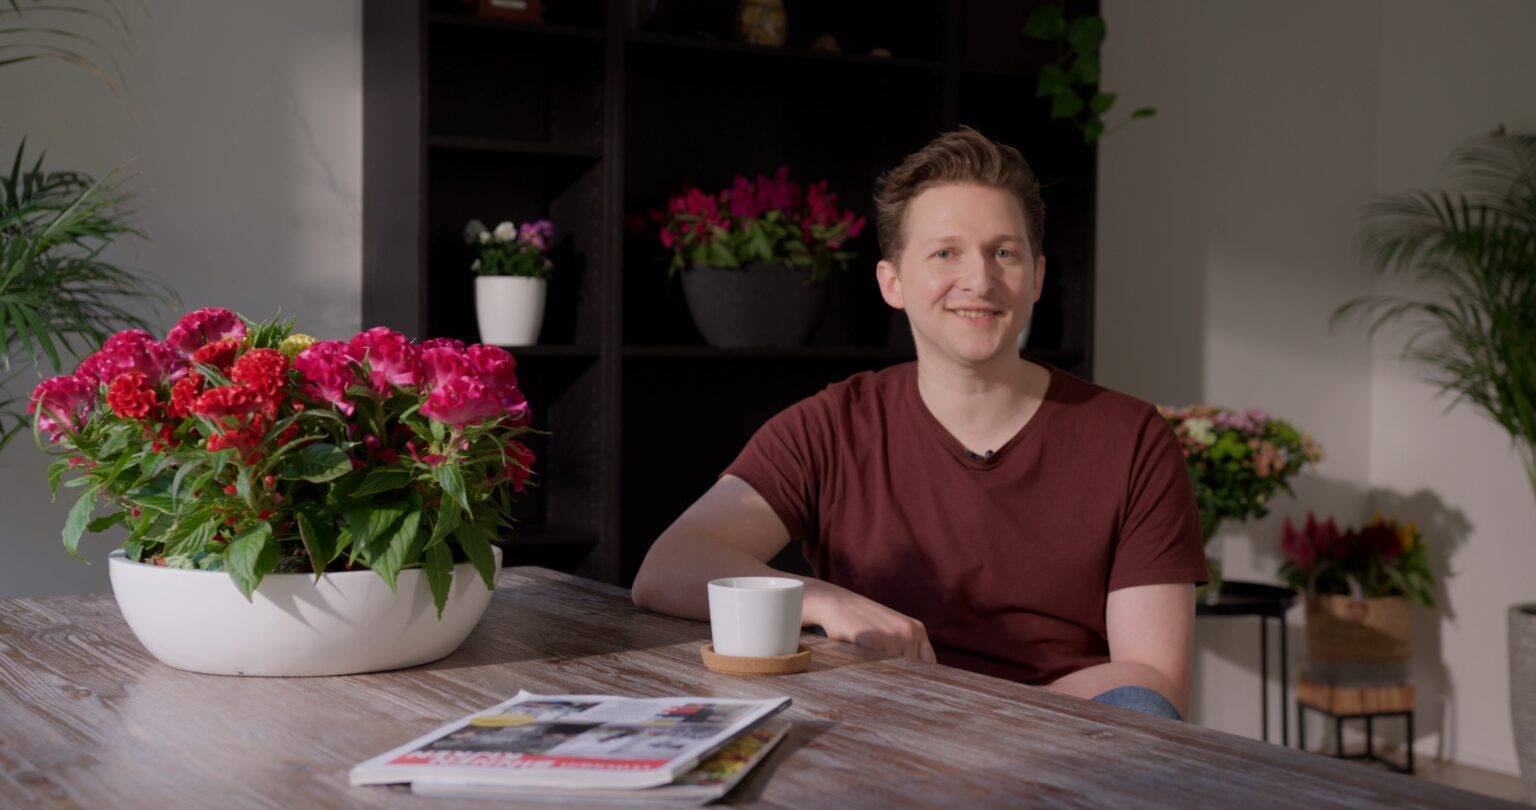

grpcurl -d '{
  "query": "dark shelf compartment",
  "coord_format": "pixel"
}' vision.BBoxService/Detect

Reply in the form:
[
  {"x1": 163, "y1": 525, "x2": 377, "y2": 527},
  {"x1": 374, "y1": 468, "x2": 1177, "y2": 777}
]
[
  {"x1": 429, "y1": 135, "x2": 603, "y2": 160},
  {"x1": 625, "y1": 31, "x2": 943, "y2": 72},
  {"x1": 498, "y1": 344, "x2": 601, "y2": 358},
  {"x1": 425, "y1": 12, "x2": 605, "y2": 40},
  {"x1": 496, "y1": 523, "x2": 598, "y2": 573}
]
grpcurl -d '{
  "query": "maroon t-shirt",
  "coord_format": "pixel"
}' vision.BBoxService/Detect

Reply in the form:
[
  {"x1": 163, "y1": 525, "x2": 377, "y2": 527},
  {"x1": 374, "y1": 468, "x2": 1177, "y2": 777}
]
[{"x1": 723, "y1": 361, "x2": 1206, "y2": 686}]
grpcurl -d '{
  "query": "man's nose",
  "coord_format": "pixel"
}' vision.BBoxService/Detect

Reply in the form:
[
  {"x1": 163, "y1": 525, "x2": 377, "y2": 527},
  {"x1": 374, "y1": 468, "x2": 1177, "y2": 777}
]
[{"x1": 957, "y1": 253, "x2": 995, "y2": 293}]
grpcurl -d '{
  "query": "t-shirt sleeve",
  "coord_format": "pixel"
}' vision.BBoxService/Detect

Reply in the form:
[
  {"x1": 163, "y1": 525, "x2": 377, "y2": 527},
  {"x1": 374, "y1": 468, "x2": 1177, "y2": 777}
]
[
  {"x1": 1108, "y1": 410, "x2": 1209, "y2": 591},
  {"x1": 721, "y1": 396, "x2": 832, "y2": 542}
]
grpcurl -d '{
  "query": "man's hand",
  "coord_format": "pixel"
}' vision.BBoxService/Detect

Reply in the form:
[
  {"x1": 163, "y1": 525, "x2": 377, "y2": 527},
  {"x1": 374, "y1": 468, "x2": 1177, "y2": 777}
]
[{"x1": 807, "y1": 583, "x2": 937, "y2": 663}]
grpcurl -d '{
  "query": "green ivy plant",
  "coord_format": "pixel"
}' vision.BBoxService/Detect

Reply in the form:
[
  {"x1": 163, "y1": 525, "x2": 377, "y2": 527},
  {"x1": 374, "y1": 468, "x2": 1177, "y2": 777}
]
[{"x1": 1024, "y1": 3, "x2": 1155, "y2": 143}]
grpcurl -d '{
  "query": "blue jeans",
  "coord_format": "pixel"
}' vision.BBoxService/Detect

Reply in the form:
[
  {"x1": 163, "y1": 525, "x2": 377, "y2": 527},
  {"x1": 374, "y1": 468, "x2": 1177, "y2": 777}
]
[{"x1": 1091, "y1": 685, "x2": 1183, "y2": 721}]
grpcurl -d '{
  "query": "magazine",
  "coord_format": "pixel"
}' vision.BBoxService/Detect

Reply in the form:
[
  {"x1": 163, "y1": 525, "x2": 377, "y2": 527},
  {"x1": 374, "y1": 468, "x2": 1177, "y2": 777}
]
[
  {"x1": 350, "y1": 691, "x2": 791, "y2": 791},
  {"x1": 409, "y1": 719, "x2": 790, "y2": 805}
]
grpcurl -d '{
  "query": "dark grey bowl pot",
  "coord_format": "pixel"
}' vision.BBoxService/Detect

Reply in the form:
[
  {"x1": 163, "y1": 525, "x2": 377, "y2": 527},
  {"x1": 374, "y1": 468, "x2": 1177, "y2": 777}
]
[{"x1": 680, "y1": 261, "x2": 830, "y2": 348}]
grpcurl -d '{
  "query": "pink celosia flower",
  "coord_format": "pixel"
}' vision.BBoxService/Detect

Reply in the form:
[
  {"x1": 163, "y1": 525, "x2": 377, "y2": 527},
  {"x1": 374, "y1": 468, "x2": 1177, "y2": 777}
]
[
  {"x1": 164, "y1": 308, "x2": 246, "y2": 356},
  {"x1": 346, "y1": 327, "x2": 422, "y2": 396},
  {"x1": 420, "y1": 375, "x2": 503, "y2": 427},
  {"x1": 518, "y1": 219, "x2": 554, "y2": 251},
  {"x1": 419, "y1": 337, "x2": 466, "y2": 352},
  {"x1": 29, "y1": 375, "x2": 96, "y2": 442},
  {"x1": 420, "y1": 346, "x2": 470, "y2": 390},
  {"x1": 76, "y1": 329, "x2": 185, "y2": 385},
  {"x1": 503, "y1": 440, "x2": 535, "y2": 492},
  {"x1": 293, "y1": 340, "x2": 356, "y2": 416},
  {"x1": 464, "y1": 344, "x2": 526, "y2": 416}
]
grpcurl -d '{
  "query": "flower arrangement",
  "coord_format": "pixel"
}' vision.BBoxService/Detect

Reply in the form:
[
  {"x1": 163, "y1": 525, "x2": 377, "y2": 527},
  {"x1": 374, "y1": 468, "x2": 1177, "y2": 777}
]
[
  {"x1": 1158, "y1": 405, "x2": 1324, "y2": 540},
  {"x1": 464, "y1": 218, "x2": 555, "y2": 279},
  {"x1": 643, "y1": 166, "x2": 867, "y2": 283},
  {"x1": 29, "y1": 307, "x2": 536, "y2": 615},
  {"x1": 1278, "y1": 512, "x2": 1435, "y2": 607}
]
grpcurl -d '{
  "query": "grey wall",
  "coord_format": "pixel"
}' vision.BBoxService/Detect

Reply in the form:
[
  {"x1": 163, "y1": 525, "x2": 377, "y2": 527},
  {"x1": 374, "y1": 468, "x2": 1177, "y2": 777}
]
[{"x1": 0, "y1": 0, "x2": 361, "y2": 596}]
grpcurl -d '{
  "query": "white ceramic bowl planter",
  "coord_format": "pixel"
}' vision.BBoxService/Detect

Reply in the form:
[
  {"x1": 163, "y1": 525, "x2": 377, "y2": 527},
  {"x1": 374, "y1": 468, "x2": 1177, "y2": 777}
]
[
  {"x1": 108, "y1": 546, "x2": 500, "y2": 676},
  {"x1": 475, "y1": 276, "x2": 546, "y2": 346}
]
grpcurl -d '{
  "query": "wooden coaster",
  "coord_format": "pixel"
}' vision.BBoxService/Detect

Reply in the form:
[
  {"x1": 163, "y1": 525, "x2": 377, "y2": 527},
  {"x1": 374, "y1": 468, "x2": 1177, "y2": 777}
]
[{"x1": 700, "y1": 643, "x2": 812, "y2": 675}]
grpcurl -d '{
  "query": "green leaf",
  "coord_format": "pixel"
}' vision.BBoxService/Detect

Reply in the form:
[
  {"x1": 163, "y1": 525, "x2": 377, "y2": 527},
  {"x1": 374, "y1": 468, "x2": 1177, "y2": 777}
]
[
  {"x1": 1066, "y1": 16, "x2": 1106, "y2": 52},
  {"x1": 1035, "y1": 64, "x2": 1067, "y2": 99},
  {"x1": 1082, "y1": 120, "x2": 1106, "y2": 142},
  {"x1": 296, "y1": 508, "x2": 343, "y2": 576},
  {"x1": 1130, "y1": 106, "x2": 1157, "y2": 119},
  {"x1": 225, "y1": 522, "x2": 277, "y2": 600},
  {"x1": 349, "y1": 467, "x2": 414, "y2": 497},
  {"x1": 424, "y1": 540, "x2": 454, "y2": 619},
  {"x1": 372, "y1": 507, "x2": 424, "y2": 591},
  {"x1": 86, "y1": 511, "x2": 128, "y2": 533},
  {"x1": 124, "y1": 475, "x2": 177, "y2": 513},
  {"x1": 62, "y1": 485, "x2": 99, "y2": 561},
  {"x1": 278, "y1": 443, "x2": 352, "y2": 483},
  {"x1": 427, "y1": 497, "x2": 461, "y2": 550},
  {"x1": 345, "y1": 501, "x2": 409, "y2": 553},
  {"x1": 1022, "y1": 4, "x2": 1066, "y2": 39},
  {"x1": 1068, "y1": 52, "x2": 1099, "y2": 86},
  {"x1": 47, "y1": 458, "x2": 67, "y2": 500},
  {"x1": 1089, "y1": 92, "x2": 1116, "y2": 116},
  {"x1": 1050, "y1": 92, "x2": 1085, "y2": 119},
  {"x1": 164, "y1": 518, "x2": 217, "y2": 558},
  {"x1": 434, "y1": 464, "x2": 470, "y2": 515},
  {"x1": 454, "y1": 515, "x2": 499, "y2": 590}
]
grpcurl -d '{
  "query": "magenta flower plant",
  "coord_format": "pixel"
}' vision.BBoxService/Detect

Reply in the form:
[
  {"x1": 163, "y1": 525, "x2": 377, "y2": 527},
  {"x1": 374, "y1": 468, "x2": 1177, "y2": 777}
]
[
  {"x1": 31, "y1": 309, "x2": 537, "y2": 614},
  {"x1": 643, "y1": 166, "x2": 867, "y2": 283}
]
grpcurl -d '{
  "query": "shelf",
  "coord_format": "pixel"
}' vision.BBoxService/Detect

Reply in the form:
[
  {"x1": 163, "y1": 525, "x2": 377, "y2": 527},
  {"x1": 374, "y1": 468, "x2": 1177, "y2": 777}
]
[
  {"x1": 426, "y1": 12, "x2": 604, "y2": 41},
  {"x1": 429, "y1": 135, "x2": 602, "y2": 160},
  {"x1": 496, "y1": 344, "x2": 600, "y2": 358},
  {"x1": 625, "y1": 31, "x2": 943, "y2": 72},
  {"x1": 497, "y1": 523, "x2": 598, "y2": 572}
]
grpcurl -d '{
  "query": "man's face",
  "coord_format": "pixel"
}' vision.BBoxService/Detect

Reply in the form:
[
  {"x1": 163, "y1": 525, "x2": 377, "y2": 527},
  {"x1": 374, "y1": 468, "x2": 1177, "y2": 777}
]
[{"x1": 876, "y1": 183, "x2": 1045, "y2": 367}]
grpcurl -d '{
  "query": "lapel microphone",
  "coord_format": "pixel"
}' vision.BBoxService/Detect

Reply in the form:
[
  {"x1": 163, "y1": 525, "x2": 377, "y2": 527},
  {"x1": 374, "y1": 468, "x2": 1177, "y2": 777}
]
[{"x1": 967, "y1": 449, "x2": 995, "y2": 461}]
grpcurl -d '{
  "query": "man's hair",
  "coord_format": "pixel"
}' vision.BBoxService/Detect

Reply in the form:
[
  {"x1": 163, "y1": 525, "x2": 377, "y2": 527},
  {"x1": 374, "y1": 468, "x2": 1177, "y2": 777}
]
[{"x1": 872, "y1": 127, "x2": 1045, "y2": 262}]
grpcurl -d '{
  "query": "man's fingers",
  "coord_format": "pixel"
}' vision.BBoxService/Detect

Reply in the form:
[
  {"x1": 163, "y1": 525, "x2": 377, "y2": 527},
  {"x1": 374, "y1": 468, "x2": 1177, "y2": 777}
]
[{"x1": 919, "y1": 639, "x2": 937, "y2": 664}]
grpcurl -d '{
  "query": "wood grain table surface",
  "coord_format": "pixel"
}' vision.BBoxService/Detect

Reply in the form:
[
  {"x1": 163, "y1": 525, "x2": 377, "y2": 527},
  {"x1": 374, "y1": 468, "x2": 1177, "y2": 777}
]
[{"x1": 0, "y1": 566, "x2": 1512, "y2": 809}]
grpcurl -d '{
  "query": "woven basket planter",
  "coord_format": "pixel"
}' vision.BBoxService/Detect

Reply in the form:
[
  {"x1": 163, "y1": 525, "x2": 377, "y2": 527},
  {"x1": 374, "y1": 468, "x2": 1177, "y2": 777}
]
[{"x1": 1304, "y1": 595, "x2": 1412, "y2": 686}]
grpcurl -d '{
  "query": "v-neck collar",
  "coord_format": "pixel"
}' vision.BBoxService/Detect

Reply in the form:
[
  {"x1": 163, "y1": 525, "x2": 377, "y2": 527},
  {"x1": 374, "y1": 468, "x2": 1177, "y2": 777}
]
[{"x1": 905, "y1": 360, "x2": 1060, "y2": 470}]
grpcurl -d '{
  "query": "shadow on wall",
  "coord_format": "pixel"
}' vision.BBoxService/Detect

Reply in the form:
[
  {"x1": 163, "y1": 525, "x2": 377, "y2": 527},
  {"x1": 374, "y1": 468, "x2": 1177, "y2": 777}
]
[{"x1": 1193, "y1": 478, "x2": 1471, "y2": 759}]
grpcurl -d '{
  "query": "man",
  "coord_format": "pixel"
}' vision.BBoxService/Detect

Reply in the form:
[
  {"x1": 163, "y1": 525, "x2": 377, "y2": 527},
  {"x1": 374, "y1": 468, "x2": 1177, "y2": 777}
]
[{"x1": 631, "y1": 128, "x2": 1206, "y2": 720}]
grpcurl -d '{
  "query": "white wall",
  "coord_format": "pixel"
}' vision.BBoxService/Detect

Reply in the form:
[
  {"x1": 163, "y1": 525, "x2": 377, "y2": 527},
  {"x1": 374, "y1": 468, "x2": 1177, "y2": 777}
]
[
  {"x1": 0, "y1": 0, "x2": 361, "y2": 597},
  {"x1": 1100, "y1": 0, "x2": 1536, "y2": 775}
]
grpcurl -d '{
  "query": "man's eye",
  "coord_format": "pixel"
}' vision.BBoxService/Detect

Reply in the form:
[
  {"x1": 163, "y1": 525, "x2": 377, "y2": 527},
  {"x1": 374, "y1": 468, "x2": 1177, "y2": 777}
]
[
  {"x1": 933, "y1": 249, "x2": 954, "y2": 259},
  {"x1": 996, "y1": 248, "x2": 1014, "y2": 258}
]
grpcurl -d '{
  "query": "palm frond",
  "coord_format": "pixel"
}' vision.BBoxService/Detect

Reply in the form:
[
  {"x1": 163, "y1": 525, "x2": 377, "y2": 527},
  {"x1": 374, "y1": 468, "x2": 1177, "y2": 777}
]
[{"x1": 1337, "y1": 129, "x2": 1536, "y2": 486}]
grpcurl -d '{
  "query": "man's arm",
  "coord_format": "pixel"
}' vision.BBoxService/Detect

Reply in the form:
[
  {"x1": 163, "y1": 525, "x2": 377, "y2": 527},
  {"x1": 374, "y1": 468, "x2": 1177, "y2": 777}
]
[
  {"x1": 631, "y1": 475, "x2": 936, "y2": 662},
  {"x1": 1042, "y1": 583, "x2": 1195, "y2": 717}
]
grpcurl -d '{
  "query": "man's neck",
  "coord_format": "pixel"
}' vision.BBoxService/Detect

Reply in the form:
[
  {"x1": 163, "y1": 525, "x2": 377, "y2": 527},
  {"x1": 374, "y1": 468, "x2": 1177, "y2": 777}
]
[{"x1": 914, "y1": 349, "x2": 1052, "y2": 455}]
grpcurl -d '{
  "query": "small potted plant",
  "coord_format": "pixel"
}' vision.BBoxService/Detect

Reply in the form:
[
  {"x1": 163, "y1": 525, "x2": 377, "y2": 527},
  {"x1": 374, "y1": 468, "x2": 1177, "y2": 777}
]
[
  {"x1": 466, "y1": 218, "x2": 555, "y2": 346},
  {"x1": 1157, "y1": 405, "x2": 1324, "y2": 602},
  {"x1": 647, "y1": 166, "x2": 865, "y2": 347},
  {"x1": 29, "y1": 307, "x2": 536, "y2": 676},
  {"x1": 1279, "y1": 512, "x2": 1435, "y2": 686}
]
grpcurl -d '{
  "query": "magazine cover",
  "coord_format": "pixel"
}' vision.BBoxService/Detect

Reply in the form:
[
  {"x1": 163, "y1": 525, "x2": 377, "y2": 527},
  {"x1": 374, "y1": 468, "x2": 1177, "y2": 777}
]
[
  {"x1": 351, "y1": 691, "x2": 791, "y2": 790},
  {"x1": 410, "y1": 719, "x2": 791, "y2": 805}
]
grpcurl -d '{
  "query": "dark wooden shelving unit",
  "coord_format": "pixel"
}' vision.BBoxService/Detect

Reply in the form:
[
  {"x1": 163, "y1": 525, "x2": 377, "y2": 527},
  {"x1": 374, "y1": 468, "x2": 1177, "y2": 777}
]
[{"x1": 364, "y1": 0, "x2": 1099, "y2": 586}]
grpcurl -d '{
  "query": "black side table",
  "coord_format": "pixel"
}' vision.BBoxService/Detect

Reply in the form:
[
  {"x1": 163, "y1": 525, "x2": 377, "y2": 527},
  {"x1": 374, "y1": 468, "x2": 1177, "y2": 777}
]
[{"x1": 1195, "y1": 580, "x2": 1297, "y2": 745}]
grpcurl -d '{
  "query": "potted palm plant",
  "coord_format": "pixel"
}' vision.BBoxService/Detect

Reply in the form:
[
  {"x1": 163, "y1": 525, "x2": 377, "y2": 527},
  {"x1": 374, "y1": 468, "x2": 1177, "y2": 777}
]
[
  {"x1": 649, "y1": 166, "x2": 865, "y2": 347},
  {"x1": 1336, "y1": 128, "x2": 1536, "y2": 799},
  {"x1": 2, "y1": 142, "x2": 174, "y2": 454}
]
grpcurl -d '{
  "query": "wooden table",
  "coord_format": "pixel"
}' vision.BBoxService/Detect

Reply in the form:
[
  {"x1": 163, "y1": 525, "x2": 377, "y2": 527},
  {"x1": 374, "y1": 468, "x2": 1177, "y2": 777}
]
[{"x1": 0, "y1": 567, "x2": 1508, "y2": 808}]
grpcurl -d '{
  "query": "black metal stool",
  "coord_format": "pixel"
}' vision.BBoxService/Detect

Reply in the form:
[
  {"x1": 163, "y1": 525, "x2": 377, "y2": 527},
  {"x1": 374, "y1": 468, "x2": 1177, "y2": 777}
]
[
  {"x1": 1296, "y1": 678, "x2": 1416, "y2": 774},
  {"x1": 1195, "y1": 580, "x2": 1296, "y2": 745}
]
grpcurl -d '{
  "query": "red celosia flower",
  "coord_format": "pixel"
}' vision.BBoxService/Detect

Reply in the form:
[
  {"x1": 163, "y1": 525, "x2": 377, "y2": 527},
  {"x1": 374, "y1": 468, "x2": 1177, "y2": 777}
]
[
  {"x1": 504, "y1": 440, "x2": 535, "y2": 492},
  {"x1": 192, "y1": 337, "x2": 242, "y2": 371},
  {"x1": 191, "y1": 384, "x2": 262, "y2": 419},
  {"x1": 167, "y1": 373, "x2": 205, "y2": 419},
  {"x1": 165, "y1": 307, "x2": 246, "y2": 356},
  {"x1": 107, "y1": 372, "x2": 159, "y2": 420}
]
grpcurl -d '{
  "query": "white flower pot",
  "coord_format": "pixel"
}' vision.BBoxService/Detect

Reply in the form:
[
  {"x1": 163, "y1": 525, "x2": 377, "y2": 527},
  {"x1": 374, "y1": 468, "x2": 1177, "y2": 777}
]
[
  {"x1": 475, "y1": 275, "x2": 546, "y2": 346},
  {"x1": 107, "y1": 547, "x2": 500, "y2": 676}
]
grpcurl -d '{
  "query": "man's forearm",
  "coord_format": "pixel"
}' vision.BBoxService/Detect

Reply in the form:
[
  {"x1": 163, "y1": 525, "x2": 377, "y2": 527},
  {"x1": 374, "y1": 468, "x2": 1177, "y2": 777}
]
[
  {"x1": 1044, "y1": 660, "x2": 1187, "y2": 718},
  {"x1": 630, "y1": 534, "x2": 843, "y2": 625}
]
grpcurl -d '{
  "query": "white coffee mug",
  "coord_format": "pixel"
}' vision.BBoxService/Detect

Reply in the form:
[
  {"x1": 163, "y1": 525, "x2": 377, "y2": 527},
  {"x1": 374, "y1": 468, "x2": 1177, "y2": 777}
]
[{"x1": 707, "y1": 577, "x2": 804, "y2": 658}]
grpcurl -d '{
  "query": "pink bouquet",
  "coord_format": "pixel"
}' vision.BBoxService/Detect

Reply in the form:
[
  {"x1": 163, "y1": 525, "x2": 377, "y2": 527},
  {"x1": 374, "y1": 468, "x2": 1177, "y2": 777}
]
[{"x1": 30, "y1": 308, "x2": 536, "y2": 613}]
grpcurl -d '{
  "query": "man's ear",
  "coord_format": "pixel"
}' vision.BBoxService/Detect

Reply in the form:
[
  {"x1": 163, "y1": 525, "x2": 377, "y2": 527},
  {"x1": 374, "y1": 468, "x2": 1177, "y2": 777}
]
[
  {"x1": 1031, "y1": 254, "x2": 1046, "y2": 304},
  {"x1": 876, "y1": 259, "x2": 904, "y2": 310}
]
